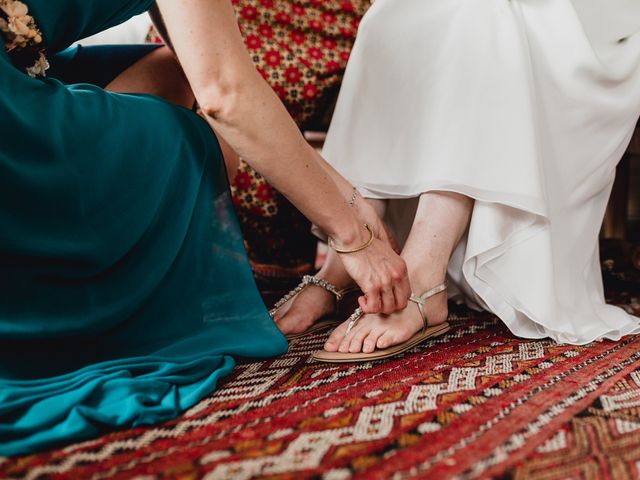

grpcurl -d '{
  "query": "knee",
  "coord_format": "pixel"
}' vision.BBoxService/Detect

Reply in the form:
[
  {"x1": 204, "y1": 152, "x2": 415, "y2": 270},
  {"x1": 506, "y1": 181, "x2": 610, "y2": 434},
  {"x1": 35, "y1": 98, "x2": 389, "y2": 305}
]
[{"x1": 152, "y1": 46, "x2": 195, "y2": 108}]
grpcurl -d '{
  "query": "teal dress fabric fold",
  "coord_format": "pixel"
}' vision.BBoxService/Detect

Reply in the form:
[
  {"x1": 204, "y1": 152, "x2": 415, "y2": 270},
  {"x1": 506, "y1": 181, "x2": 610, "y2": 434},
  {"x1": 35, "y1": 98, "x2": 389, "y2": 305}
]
[{"x1": 0, "y1": 0, "x2": 288, "y2": 456}]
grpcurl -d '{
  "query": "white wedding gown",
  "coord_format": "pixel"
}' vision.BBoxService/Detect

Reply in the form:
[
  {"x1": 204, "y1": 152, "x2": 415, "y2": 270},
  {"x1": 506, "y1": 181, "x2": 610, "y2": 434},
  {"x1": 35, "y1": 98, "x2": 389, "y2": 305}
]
[{"x1": 322, "y1": 0, "x2": 640, "y2": 344}]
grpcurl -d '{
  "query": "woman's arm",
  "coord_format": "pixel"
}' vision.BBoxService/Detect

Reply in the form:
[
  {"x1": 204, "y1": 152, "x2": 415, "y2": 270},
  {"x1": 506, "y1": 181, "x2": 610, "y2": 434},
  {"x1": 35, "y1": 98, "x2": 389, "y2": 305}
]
[
  {"x1": 153, "y1": 0, "x2": 355, "y2": 245},
  {"x1": 154, "y1": 0, "x2": 410, "y2": 313}
]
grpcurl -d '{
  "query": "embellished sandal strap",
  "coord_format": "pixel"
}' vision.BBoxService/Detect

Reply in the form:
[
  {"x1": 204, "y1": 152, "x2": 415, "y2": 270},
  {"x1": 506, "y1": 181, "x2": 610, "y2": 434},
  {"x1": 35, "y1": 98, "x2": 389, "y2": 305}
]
[
  {"x1": 409, "y1": 281, "x2": 448, "y2": 333},
  {"x1": 302, "y1": 275, "x2": 345, "y2": 300},
  {"x1": 269, "y1": 275, "x2": 344, "y2": 317},
  {"x1": 344, "y1": 307, "x2": 364, "y2": 336}
]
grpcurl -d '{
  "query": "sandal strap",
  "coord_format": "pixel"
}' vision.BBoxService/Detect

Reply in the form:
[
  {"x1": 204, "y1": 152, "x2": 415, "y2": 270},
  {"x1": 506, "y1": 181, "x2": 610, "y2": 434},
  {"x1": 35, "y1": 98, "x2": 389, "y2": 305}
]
[
  {"x1": 303, "y1": 275, "x2": 345, "y2": 300},
  {"x1": 269, "y1": 275, "x2": 344, "y2": 317},
  {"x1": 409, "y1": 281, "x2": 448, "y2": 333},
  {"x1": 344, "y1": 307, "x2": 364, "y2": 336}
]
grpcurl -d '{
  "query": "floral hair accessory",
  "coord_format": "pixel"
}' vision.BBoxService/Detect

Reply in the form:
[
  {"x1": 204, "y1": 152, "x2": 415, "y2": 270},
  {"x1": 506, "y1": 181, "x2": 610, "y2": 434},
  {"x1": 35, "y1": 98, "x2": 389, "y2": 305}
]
[{"x1": 0, "y1": 0, "x2": 48, "y2": 77}]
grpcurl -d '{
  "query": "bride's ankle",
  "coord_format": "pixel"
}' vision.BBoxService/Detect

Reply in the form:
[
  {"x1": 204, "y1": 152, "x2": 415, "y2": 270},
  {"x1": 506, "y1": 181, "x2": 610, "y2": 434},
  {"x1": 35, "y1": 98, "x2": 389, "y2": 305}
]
[
  {"x1": 407, "y1": 267, "x2": 449, "y2": 326},
  {"x1": 315, "y1": 269, "x2": 355, "y2": 291},
  {"x1": 408, "y1": 267, "x2": 447, "y2": 294}
]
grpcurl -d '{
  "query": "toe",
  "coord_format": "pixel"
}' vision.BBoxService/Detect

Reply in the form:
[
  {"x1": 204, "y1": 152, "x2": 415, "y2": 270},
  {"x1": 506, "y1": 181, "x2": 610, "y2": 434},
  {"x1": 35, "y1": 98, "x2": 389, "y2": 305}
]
[
  {"x1": 362, "y1": 330, "x2": 381, "y2": 353},
  {"x1": 376, "y1": 331, "x2": 395, "y2": 350},
  {"x1": 325, "y1": 321, "x2": 348, "y2": 352},
  {"x1": 349, "y1": 326, "x2": 372, "y2": 353},
  {"x1": 338, "y1": 331, "x2": 352, "y2": 353},
  {"x1": 339, "y1": 322, "x2": 361, "y2": 353}
]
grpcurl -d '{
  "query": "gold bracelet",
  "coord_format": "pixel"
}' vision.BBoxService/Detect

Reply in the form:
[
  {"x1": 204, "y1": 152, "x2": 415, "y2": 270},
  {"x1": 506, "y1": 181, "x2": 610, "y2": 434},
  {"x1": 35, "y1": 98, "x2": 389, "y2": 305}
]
[{"x1": 328, "y1": 223, "x2": 375, "y2": 254}]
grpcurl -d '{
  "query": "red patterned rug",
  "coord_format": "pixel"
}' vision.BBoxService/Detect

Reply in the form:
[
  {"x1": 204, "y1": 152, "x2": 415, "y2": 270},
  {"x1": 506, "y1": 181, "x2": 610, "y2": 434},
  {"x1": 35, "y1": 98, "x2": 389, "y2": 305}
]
[{"x1": 1, "y1": 264, "x2": 639, "y2": 479}]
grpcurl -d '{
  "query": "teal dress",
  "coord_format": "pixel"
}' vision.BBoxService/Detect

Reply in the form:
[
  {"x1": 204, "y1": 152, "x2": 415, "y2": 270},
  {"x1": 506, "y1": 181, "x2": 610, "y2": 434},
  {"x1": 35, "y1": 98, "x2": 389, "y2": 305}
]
[{"x1": 0, "y1": 0, "x2": 288, "y2": 456}]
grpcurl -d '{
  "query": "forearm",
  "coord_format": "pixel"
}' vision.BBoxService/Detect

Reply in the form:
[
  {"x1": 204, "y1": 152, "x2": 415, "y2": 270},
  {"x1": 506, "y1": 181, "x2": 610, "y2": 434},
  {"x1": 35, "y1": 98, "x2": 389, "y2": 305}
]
[
  {"x1": 314, "y1": 150, "x2": 358, "y2": 199},
  {"x1": 154, "y1": 0, "x2": 365, "y2": 245}
]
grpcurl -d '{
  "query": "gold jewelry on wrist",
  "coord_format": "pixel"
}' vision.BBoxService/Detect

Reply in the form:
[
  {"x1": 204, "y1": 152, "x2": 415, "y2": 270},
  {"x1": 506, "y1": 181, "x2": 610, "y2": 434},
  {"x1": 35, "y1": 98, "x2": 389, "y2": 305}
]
[{"x1": 328, "y1": 223, "x2": 375, "y2": 254}]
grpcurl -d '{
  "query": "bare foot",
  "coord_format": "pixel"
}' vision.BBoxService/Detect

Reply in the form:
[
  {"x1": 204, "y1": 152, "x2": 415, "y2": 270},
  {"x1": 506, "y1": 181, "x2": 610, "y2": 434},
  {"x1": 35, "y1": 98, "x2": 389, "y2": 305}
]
[
  {"x1": 322, "y1": 190, "x2": 471, "y2": 354},
  {"x1": 324, "y1": 279, "x2": 448, "y2": 353},
  {"x1": 273, "y1": 285, "x2": 338, "y2": 336}
]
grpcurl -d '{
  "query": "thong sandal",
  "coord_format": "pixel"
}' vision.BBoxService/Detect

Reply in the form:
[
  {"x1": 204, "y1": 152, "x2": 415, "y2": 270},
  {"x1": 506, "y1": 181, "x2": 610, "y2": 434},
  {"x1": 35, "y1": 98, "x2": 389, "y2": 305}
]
[
  {"x1": 270, "y1": 275, "x2": 359, "y2": 340},
  {"x1": 312, "y1": 281, "x2": 450, "y2": 363}
]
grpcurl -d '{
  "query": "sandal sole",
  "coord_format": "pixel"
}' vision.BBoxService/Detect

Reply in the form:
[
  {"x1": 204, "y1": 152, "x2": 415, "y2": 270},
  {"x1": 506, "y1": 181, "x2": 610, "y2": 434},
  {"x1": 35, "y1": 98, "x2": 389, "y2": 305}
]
[{"x1": 311, "y1": 322, "x2": 450, "y2": 363}]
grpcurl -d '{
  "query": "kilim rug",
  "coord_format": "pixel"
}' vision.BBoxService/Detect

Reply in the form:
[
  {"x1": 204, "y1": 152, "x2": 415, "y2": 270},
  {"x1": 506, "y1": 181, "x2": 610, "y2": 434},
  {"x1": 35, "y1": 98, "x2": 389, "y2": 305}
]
[{"x1": 1, "y1": 263, "x2": 639, "y2": 479}]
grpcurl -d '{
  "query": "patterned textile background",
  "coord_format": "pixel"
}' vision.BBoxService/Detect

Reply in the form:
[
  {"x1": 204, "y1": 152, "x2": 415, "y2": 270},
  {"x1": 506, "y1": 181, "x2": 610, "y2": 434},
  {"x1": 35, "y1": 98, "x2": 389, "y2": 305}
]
[
  {"x1": 1, "y1": 254, "x2": 638, "y2": 479},
  {"x1": 230, "y1": 0, "x2": 370, "y2": 296}
]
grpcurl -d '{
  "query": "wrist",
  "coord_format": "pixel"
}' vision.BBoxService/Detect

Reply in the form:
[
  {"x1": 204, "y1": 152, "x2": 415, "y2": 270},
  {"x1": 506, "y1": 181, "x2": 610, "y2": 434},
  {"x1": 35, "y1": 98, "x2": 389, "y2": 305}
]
[
  {"x1": 329, "y1": 223, "x2": 375, "y2": 254},
  {"x1": 326, "y1": 210, "x2": 369, "y2": 250}
]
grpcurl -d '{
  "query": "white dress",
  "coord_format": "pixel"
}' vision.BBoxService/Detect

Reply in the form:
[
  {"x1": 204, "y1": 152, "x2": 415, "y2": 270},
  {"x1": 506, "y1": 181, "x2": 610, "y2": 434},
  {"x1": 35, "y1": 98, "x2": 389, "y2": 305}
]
[{"x1": 322, "y1": 0, "x2": 640, "y2": 344}]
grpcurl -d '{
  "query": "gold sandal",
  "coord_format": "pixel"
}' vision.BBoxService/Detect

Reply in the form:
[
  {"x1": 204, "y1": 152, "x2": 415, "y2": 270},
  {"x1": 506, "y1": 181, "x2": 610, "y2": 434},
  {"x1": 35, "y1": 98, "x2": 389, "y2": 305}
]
[
  {"x1": 270, "y1": 275, "x2": 359, "y2": 340},
  {"x1": 312, "y1": 281, "x2": 450, "y2": 363}
]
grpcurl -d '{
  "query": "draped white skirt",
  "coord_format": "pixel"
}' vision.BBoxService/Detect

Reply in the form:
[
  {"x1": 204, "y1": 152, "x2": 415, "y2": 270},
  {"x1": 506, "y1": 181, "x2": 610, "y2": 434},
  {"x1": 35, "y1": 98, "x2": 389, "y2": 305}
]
[{"x1": 322, "y1": 0, "x2": 640, "y2": 344}]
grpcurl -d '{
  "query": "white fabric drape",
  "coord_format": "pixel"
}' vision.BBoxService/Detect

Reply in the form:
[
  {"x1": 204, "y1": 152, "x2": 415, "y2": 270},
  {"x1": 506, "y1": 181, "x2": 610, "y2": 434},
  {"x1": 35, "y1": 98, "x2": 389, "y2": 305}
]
[{"x1": 323, "y1": 0, "x2": 640, "y2": 344}]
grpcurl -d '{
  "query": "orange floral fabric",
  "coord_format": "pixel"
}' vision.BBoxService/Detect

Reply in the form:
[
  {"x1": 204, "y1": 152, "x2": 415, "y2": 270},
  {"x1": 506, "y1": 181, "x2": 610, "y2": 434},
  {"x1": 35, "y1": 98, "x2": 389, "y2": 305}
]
[{"x1": 231, "y1": 0, "x2": 370, "y2": 291}]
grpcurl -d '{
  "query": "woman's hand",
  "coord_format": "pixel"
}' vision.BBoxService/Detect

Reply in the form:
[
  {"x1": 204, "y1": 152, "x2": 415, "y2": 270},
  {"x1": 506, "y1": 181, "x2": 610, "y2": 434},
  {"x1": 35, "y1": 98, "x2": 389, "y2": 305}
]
[
  {"x1": 337, "y1": 232, "x2": 411, "y2": 315},
  {"x1": 309, "y1": 151, "x2": 409, "y2": 314},
  {"x1": 330, "y1": 198, "x2": 410, "y2": 315}
]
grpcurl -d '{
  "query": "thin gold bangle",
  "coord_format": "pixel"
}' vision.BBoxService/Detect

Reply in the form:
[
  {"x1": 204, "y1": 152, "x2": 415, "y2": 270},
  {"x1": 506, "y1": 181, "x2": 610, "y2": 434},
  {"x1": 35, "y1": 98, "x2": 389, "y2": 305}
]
[{"x1": 328, "y1": 223, "x2": 375, "y2": 254}]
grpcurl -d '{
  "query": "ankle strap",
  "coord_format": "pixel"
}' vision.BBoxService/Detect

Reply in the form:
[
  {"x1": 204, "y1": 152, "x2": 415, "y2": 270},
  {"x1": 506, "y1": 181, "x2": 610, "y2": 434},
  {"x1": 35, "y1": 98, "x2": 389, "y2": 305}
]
[
  {"x1": 301, "y1": 275, "x2": 345, "y2": 300},
  {"x1": 269, "y1": 275, "x2": 344, "y2": 317},
  {"x1": 409, "y1": 281, "x2": 448, "y2": 333}
]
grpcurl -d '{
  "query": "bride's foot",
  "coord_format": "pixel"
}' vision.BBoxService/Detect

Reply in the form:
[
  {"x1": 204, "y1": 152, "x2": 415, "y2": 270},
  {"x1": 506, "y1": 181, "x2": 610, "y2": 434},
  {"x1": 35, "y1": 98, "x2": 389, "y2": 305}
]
[
  {"x1": 323, "y1": 191, "x2": 472, "y2": 355},
  {"x1": 274, "y1": 281, "x2": 342, "y2": 336},
  {"x1": 324, "y1": 273, "x2": 448, "y2": 353}
]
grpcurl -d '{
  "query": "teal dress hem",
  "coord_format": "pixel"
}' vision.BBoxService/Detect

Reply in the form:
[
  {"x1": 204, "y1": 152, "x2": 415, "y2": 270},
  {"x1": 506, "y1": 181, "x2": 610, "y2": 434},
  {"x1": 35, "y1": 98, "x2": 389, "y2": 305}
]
[{"x1": 0, "y1": 0, "x2": 287, "y2": 457}]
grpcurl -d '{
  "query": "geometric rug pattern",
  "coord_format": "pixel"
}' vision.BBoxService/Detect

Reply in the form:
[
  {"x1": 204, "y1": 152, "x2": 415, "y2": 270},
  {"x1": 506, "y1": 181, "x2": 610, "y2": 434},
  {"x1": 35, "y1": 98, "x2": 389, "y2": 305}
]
[
  {"x1": 512, "y1": 368, "x2": 640, "y2": 479},
  {"x1": 1, "y1": 282, "x2": 639, "y2": 479}
]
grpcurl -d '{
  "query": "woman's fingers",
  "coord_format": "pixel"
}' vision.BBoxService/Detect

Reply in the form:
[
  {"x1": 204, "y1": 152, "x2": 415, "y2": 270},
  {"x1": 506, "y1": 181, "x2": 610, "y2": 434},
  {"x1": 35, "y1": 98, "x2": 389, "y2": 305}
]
[
  {"x1": 362, "y1": 286, "x2": 382, "y2": 313},
  {"x1": 380, "y1": 258, "x2": 410, "y2": 312},
  {"x1": 392, "y1": 264, "x2": 411, "y2": 310},
  {"x1": 340, "y1": 237, "x2": 410, "y2": 314},
  {"x1": 361, "y1": 268, "x2": 406, "y2": 314},
  {"x1": 393, "y1": 284, "x2": 410, "y2": 310},
  {"x1": 380, "y1": 285, "x2": 396, "y2": 314}
]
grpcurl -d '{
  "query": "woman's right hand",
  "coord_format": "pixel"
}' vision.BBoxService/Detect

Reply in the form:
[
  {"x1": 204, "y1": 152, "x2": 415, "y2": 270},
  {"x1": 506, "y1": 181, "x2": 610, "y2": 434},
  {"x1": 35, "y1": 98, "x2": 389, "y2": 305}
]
[{"x1": 334, "y1": 224, "x2": 411, "y2": 315}]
